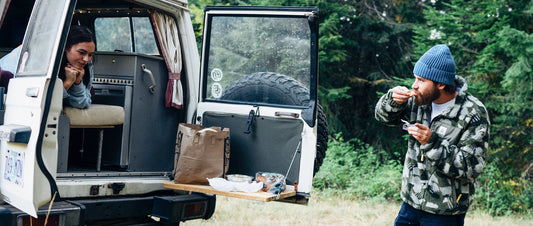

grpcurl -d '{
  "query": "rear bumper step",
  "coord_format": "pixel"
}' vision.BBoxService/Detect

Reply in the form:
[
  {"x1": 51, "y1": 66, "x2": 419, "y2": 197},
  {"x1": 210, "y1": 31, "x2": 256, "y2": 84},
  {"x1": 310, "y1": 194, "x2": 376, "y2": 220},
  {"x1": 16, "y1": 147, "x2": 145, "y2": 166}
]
[{"x1": 0, "y1": 193, "x2": 215, "y2": 225}]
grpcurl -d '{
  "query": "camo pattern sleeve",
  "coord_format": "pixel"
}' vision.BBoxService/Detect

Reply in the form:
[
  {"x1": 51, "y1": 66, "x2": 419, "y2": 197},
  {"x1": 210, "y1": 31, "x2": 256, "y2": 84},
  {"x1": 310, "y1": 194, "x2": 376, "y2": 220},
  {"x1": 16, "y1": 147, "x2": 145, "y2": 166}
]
[{"x1": 375, "y1": 89, "x2": 408, "y2": 125}]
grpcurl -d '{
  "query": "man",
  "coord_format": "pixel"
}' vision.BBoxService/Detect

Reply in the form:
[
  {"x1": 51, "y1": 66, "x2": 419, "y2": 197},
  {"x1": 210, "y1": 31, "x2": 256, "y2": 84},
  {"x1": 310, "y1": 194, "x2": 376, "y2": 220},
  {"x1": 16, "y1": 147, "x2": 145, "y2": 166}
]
[{"x1": 375, "y1": 44, "x2": 490, "y2": 226}]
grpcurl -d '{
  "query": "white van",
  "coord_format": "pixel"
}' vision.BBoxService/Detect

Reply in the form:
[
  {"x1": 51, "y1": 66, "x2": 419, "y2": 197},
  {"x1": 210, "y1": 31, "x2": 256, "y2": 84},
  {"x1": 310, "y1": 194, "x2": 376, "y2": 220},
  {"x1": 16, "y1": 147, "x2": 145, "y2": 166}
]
[{"x1": 0, "y1": 0, "x2": 327, "y2": 225}]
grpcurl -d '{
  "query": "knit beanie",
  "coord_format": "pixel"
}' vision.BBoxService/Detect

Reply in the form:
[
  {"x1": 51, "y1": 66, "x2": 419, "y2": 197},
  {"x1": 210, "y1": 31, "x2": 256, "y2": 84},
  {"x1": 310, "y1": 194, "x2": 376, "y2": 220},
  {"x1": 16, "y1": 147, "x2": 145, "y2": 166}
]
[{"x1": 413, "y1": 44, "x2": 456, "y2": 85}]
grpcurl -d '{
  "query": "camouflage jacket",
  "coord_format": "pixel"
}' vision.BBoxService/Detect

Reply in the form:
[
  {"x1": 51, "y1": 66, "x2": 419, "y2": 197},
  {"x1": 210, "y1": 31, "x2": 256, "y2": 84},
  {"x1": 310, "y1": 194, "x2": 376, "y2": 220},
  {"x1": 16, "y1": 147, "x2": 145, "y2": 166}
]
[{"x1": 375, "y1": 78, "x2": 490, "y2": 215}]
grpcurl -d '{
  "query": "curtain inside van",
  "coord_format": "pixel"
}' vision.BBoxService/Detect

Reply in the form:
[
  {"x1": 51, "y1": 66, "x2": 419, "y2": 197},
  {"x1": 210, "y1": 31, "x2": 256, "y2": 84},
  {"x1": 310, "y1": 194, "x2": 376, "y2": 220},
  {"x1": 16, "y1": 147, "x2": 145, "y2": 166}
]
[{"x1": 151, "y1": 10, "x2": 183, "y2": 109}]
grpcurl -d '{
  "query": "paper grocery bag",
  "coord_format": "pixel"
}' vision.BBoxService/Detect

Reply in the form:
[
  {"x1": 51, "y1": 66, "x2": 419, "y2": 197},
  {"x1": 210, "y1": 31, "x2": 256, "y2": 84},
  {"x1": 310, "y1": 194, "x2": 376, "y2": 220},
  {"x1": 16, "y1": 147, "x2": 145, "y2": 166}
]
[{"x1": 173, "y1": 123, "x2": 230, "y2": 184}]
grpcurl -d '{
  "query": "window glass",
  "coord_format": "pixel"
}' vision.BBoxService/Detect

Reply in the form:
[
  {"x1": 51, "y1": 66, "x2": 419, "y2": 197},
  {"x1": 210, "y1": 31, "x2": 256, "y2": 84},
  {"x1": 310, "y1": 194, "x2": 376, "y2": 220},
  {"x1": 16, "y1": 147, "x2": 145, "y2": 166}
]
[
  {"x1": 133, "y1": 17, "x2": 159, "y2": 55},
  {"x1": 94, "y1": 17, "x2": 159, "y2": 55},
  {"x1": 17, "y1": 0, "x2": 69, "y2": 76},
  {"x1": 94, "y1": 17, "x2": 132, "y2": 52},
  {"x1": 205, "y1": 16, "x2": 311, "y2": 106}
]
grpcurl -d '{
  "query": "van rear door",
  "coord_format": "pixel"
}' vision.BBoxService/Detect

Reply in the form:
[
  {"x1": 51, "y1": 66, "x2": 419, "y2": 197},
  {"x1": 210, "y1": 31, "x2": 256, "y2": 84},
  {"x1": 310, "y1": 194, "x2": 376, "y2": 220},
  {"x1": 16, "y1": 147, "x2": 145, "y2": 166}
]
[
  {"x1": 0, "y1": 0, "x2": 75, "y2": 217},
  {"x1": 196, "y1": 6, "x2": 320, "y2": 199}
]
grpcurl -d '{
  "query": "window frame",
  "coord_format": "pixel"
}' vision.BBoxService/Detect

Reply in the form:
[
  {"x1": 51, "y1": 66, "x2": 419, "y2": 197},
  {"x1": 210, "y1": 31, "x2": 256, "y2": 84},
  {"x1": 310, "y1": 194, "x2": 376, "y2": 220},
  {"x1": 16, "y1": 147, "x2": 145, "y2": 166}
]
[{"x1": 85, "y1": 9, "x2": 160, "y2": 55}]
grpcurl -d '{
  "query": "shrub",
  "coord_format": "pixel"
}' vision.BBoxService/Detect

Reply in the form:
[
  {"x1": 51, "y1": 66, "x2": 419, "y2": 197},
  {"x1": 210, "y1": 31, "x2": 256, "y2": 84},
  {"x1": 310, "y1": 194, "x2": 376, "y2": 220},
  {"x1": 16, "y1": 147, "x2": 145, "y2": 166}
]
[
  {"x1": 314, "y1": 135, "x2": 533, "y2": 216},
  {"x1": 313, "y1": 133, "x2": 402, "y2": 201},
  {"x1": 472, "y1": 159, "x2": 533, "y2": 216}
]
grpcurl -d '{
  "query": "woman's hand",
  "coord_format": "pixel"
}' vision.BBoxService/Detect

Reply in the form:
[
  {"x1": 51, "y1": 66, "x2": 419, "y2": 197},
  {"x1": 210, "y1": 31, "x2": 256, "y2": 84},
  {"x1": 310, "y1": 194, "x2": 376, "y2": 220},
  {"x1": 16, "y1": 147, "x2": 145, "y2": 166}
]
[{"x1": 63, "y1": 63, "x2": 84, "y2": 90}]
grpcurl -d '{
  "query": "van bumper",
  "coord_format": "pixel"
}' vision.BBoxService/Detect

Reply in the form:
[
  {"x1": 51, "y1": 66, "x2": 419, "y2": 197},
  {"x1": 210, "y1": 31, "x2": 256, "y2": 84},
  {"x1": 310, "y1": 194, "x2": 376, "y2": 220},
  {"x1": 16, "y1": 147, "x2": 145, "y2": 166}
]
[{"x1": 0, "y1": 193, "x2": 216, "y2": 225}]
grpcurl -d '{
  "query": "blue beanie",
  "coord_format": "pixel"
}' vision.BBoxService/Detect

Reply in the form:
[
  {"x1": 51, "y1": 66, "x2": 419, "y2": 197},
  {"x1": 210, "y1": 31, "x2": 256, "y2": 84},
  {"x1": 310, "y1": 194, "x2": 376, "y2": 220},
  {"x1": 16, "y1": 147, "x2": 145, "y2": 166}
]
[{"x1": 413, "y1": 44, "x2": 456, "y2": 85}]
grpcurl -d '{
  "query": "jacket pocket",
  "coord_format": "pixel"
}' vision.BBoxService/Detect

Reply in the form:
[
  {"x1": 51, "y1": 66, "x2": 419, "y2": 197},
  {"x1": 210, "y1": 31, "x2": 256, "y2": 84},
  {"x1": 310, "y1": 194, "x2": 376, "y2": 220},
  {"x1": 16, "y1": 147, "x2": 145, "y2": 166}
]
[
  {"x1": 454, "y1": 180, "x2": 472, "y2": 213},
  {"x1": 425, "y1": 170, "x2": 456, "y2": 214}
]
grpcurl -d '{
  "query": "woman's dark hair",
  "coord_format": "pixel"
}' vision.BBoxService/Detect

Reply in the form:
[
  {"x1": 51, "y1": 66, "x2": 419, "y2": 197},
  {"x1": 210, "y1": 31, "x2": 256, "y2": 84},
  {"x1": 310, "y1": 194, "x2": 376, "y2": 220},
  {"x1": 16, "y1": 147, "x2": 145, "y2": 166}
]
[
  {"x1": 60, "y1": 25, "x2": 95, "y2": 86},
  {"x1": 66, "y1": 25, "x2": 94, "y2": 50}
]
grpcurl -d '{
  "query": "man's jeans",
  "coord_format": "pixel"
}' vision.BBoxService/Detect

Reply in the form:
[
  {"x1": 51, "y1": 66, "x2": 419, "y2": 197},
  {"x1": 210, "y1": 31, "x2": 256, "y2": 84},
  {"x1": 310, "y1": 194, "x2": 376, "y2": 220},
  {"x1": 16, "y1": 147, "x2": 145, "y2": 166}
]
[{"x1": 394, "y1": 202, "x2": 466, "y2": 226}]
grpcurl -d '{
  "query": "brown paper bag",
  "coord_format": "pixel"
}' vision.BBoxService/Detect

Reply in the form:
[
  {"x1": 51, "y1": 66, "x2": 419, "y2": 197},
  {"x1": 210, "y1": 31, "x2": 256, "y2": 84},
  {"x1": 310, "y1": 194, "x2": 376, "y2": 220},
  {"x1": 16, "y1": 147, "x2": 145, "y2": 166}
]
[{"x1": 173, "y1": 123, "x2": 230, "y2": 184}]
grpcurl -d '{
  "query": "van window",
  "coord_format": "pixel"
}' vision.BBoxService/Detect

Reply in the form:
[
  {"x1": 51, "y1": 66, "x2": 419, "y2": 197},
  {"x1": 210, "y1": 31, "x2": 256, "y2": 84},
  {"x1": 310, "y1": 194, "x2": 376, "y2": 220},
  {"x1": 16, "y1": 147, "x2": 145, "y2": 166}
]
[
  {"x1": 204, "y1": 15, "x2": 311, "y2": 106},
  {"x1": 17, "y1": 0, "x2": 69, "y2": 76},
  {"x1": 94, "y1": 17, "x2": 159, "y2": 55}
]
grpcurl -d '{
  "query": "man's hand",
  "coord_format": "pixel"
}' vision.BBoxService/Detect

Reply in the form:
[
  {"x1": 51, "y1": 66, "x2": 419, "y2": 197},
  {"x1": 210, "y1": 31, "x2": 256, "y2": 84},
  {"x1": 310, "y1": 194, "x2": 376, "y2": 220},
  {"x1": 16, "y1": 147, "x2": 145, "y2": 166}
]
[
  {"x1": 407, "y1": 123, "x2": 431, "y2": 145},
  {"x1": 391, "y1": 86, "x2": 413, "y2": 105}
]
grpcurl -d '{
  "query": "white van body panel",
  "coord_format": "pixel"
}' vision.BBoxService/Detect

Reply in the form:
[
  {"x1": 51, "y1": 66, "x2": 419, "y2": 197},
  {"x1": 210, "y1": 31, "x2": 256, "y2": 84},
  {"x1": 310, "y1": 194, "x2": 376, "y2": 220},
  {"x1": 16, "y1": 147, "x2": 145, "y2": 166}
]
[
  {"x1": 0, "y1": 77, "x2": 63, "y2": 217},
  {"x1": 57, "y1": 177, "x2": 170, "y2": 197}
]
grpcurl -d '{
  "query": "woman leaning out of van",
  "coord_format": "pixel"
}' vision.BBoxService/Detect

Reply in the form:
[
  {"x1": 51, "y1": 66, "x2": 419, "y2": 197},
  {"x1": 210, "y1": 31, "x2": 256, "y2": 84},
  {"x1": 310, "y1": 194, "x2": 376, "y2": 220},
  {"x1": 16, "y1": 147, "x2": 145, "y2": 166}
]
[{"x1": 60, "y1": 25, "x2": 95, "y2": 109}]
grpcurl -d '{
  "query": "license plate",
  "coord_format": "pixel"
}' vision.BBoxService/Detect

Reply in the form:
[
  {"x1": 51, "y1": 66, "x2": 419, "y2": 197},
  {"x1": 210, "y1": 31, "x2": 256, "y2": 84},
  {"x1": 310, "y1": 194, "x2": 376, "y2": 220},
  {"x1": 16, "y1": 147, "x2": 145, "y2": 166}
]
[{"x1": 3, "y1": 149, "x2": 24, "y2": 187}]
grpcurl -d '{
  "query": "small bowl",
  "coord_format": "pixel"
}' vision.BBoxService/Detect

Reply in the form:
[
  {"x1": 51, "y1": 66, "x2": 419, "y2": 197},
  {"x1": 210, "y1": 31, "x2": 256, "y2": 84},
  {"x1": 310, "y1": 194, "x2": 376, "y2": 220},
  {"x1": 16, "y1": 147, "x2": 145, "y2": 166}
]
[{"x1": 226, "y1": 174, "x2": 253, "y2": 183}]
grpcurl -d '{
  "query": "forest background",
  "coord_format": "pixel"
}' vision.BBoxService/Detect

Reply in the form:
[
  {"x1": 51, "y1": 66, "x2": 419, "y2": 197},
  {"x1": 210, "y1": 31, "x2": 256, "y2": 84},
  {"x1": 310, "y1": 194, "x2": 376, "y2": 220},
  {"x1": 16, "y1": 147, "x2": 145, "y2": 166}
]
[{"x1": 188, "y1": 0, "x2": 533, "y2": 216}]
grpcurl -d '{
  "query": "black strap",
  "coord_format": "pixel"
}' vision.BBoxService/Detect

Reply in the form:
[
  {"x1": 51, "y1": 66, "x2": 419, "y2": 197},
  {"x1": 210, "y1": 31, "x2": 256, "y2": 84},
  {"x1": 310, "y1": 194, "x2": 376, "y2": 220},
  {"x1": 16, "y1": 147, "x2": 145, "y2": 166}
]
[
  {"x1": 223, "y1": 137, "x2": 230, "y2": 178},
  {"x1": 171, "y1": 131, "x2": 183, "y2": 180}
]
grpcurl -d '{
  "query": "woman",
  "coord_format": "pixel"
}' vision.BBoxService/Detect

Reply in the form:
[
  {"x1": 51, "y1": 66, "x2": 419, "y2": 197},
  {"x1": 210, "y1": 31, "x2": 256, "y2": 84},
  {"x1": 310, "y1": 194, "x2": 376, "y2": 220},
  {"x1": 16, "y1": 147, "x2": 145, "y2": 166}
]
[{"x1": 60, "y1": 25, "x2": 95, "y2": 109}]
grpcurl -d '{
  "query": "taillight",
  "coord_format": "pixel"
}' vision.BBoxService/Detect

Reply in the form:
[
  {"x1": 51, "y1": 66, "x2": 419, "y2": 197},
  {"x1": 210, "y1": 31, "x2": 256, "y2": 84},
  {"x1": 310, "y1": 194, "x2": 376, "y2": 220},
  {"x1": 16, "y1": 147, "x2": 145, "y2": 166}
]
[
  {"x1": 151, "y1": 194, "x2": 214, "y2": 223},
  {"x1": 21, "y1": 215, "x2": 60, "y2": 226},
  {"x1": 182, "y1": 202, "x2": 206, "y2": 219}
]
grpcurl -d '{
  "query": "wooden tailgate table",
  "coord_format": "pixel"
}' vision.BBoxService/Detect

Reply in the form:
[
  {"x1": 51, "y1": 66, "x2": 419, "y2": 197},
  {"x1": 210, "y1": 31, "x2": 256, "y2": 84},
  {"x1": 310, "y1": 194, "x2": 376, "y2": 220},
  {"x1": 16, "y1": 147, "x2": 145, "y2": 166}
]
[{"x1": 163, "y1": 182, "x2": 296, "y2": 202}]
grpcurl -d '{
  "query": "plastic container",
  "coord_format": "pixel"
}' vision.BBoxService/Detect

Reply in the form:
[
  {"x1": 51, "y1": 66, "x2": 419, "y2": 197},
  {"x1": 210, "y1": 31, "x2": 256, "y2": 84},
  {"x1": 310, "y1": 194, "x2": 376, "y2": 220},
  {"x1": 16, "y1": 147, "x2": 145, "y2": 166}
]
[
  {"x1": 226, "y1": 174, "x2": 253, "y2": 183},
  {"x1": 254, "y1": 172, "x2": 285, "y2": 192}
]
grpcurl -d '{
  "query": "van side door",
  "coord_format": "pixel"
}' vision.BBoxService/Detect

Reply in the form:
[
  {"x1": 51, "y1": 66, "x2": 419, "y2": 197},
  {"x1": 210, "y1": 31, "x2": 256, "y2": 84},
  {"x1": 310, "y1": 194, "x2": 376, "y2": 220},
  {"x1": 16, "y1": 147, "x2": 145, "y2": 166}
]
[{"x1": 0, "y1": 0, "x2": 75, "y2": 217}]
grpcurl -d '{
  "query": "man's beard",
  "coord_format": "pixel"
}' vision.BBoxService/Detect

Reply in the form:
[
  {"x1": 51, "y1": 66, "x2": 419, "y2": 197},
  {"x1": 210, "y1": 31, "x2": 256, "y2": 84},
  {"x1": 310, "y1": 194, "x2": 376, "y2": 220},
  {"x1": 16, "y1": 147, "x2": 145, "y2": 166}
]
[{"x1": 414, "y1": 85, "x2": 440, "y2": 106}]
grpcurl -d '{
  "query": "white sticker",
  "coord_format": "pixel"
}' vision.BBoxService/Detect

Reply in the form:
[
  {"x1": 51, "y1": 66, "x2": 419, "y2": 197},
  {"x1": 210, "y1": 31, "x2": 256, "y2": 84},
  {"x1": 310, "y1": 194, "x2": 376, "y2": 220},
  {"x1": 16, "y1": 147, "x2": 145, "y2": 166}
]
[
  {"x1": 211, "y1": 68, "x2": 223, "y2": 82},
  {"x1": 3, "y1": 149, "x2": 24, "y2": 187},
  {"x1": 437, "y1": 126, "x2": 448, "y2": 136},
  {"x1": 211, "y1": 83, "x2": 223, "y2": 98}
]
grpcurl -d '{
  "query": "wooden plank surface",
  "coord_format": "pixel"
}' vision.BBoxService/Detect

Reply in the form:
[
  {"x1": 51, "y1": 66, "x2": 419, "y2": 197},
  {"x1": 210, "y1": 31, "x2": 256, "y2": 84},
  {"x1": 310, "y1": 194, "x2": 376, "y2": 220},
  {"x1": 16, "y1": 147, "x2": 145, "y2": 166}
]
[{"x1": 163, "y1": 182, "x2": 296, "y2": 202}]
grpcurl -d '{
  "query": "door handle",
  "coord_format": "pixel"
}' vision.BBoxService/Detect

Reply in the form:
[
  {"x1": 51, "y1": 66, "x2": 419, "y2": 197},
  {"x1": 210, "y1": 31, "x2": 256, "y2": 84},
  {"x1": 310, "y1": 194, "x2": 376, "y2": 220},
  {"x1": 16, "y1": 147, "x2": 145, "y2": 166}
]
[
  {"x1": 274, "y1": 111, "x2": 299, "y2": 118},
  {"x1": 141, "y1": 64, "x2": 156, "y2": 94}
]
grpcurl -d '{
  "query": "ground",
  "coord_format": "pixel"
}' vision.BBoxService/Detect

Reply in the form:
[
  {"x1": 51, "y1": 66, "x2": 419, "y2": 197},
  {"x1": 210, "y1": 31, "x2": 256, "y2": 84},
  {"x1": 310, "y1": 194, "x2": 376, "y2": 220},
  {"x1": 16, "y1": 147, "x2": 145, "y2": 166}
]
[{"x1": 182, "y1": 191, "x2": 532, "y2": 225}]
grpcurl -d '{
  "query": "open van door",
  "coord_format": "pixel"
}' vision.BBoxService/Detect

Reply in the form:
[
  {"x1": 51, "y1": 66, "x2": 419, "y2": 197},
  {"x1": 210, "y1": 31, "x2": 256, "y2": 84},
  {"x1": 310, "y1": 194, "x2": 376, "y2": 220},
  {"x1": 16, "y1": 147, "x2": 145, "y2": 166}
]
[
  {"x1": 195, "y1": 6, "x2": 324, "y2": 201},
  {"x1": 0, "y1": 0, "x2": 75, "y2": 217}
]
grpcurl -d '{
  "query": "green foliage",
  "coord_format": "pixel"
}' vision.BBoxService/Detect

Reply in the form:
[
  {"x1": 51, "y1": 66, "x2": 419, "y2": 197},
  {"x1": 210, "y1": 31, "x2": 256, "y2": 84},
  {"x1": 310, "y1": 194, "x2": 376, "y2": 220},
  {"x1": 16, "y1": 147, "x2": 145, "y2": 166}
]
[
  {"x1": 319, "y1": 86, "x2": 351, "y2": 102},
  {"x1": 392, "y1": 76, "x2": 415, "y2": 88},
  {"x1": 187, "y1": 0, "x2": 209, "y2": 52},
  {"x1": 313, "y1": 134, "x2": 402, "y2": 201},
  {"x1": 473, "y1": 160, "x2": 533, "y2": 216}
]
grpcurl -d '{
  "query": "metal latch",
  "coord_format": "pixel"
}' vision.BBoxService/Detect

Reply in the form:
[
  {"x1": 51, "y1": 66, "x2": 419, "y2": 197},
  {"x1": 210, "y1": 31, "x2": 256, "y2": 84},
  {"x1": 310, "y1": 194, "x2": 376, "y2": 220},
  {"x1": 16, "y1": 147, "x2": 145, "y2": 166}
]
[
  {"x1": 109, "y1": 183, "x2": 125, "y2": 195},
  {"x1": 243, "y1": 106, "x2": 260, "y2": 134}
]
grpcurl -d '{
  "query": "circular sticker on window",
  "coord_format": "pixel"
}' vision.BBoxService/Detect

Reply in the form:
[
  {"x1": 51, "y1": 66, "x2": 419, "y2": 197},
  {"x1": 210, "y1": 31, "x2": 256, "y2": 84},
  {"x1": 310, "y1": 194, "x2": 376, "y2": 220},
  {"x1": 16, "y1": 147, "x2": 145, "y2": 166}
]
[
  {"x1": 211, "y1": 68, "x2": 223, "y2": 81},
  {"x1": 211, "y1": 83, "x2": 223, "y2": 98}
]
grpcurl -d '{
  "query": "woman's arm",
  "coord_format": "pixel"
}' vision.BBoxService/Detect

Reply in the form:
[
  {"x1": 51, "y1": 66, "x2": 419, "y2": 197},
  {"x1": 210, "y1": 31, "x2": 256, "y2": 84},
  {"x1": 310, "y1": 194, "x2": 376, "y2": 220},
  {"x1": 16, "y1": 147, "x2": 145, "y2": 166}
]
[{"x1": 63, "y1": 64, "x2": 93, "y2": 109}]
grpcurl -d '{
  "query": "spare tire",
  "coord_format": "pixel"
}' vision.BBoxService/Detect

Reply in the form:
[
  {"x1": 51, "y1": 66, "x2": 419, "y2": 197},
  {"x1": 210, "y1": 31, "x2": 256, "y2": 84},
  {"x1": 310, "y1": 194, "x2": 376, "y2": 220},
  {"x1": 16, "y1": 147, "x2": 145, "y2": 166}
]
[{"x1": 221, "y1": 72, "x2": 328, "y2": 175}]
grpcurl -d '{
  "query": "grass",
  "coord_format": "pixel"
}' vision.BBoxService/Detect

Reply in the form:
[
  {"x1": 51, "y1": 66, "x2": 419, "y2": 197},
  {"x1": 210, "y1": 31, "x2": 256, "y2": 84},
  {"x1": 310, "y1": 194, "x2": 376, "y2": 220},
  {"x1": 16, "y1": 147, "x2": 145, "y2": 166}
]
[{"x1": 182, "y1": 191, "x2": 532, "y2": 225}]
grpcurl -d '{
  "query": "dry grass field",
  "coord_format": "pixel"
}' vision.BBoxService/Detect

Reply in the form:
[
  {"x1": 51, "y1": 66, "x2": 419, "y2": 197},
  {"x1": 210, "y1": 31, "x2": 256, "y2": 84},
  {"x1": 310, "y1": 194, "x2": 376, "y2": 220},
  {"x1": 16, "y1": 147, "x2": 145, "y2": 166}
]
[{"x1": 182, "y1": 192, "x2": 532, "y2": 226}]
